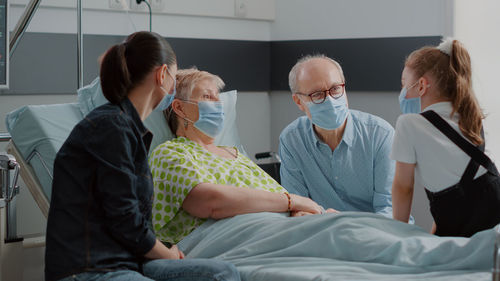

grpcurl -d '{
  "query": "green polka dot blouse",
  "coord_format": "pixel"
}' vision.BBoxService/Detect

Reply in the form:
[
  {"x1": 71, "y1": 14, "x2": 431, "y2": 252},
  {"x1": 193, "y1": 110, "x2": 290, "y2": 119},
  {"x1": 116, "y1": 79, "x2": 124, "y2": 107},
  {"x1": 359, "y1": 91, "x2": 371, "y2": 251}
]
[{"x1": 149, "y1": 137, "x2": 286, "y2": 244}]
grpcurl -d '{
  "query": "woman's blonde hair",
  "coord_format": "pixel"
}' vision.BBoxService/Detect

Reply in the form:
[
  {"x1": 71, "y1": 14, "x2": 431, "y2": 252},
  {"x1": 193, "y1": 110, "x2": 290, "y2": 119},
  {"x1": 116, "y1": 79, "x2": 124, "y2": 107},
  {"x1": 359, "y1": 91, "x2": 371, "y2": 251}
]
[
  {"x1": 405, "y1": 40, "x2": 484, "y2": 145},
  {"x1": 164, "y1": 68, "x2": 225, "y2": 135}
]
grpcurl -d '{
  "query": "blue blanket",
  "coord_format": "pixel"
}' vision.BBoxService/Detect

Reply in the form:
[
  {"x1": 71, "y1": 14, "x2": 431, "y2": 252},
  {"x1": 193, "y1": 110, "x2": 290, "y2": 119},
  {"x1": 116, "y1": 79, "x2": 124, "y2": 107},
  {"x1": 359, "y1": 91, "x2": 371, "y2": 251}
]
[{"x1": 178, "y1": 212, "x2": 493, "y2": 281}]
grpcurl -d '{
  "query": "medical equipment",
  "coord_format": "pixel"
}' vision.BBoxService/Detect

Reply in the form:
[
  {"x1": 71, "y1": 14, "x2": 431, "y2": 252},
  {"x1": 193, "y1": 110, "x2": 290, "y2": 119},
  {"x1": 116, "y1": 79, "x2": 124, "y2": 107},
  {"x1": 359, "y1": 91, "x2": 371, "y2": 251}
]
[
  {"x1": 0, "y1": 148, "x2": 23, "y2": 281},
  {"x1": 0, "y1": 153, "x2": 21, "y2": 243},
  {"x1": 255, "y1": 151, "x2": 281, "y2": 184}
]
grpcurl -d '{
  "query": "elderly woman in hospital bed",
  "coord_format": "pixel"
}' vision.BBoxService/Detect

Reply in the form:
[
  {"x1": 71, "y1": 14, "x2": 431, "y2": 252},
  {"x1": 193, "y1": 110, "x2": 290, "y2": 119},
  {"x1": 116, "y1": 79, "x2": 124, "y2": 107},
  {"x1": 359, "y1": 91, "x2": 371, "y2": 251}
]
[
  {"x1": 150, "y1": 68, "x2": 325, "y2": 243},
  {"x1": 149, "y1": 68, "x2": 497, "y2": 280}
]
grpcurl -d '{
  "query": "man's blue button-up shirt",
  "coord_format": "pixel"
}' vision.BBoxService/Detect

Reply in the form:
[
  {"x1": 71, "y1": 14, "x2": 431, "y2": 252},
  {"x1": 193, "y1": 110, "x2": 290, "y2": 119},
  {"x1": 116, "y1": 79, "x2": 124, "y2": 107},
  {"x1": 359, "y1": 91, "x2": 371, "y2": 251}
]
[{"x1": 279, "y1": 110, "x2": 395, "y2": 218}]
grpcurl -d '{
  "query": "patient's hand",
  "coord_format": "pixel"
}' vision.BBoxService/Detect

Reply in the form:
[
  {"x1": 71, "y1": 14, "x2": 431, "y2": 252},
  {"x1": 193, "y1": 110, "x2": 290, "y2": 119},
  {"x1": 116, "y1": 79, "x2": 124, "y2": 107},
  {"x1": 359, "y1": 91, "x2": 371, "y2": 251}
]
[
  {"x1": 290, "y1": 211, "x2": 314, "y2": 217},
  {"x1": 168, "y1": 245, "x2": 185, "y2": 259},
  {"x1": 325, "y1": 208, "x2": 339, "y2": 214},
  {"x1": 289, "y1": 194, "x2": 323, "y2": 214},
  {"x1": 290, "y1": 208, "x2": 339, "y2": 217},
  {"x1": 145, "y1": 240, "x2": 185, "y2": 260},
  {"x1": 179, "y1": 249, "x2": 185, "y2": 259}
]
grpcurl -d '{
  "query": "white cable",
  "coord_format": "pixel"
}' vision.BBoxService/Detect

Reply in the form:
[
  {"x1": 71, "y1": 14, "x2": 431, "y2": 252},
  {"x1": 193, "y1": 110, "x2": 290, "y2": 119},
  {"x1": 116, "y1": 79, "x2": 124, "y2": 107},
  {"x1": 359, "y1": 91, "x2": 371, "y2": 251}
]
[{"x1": 118, "y1": 0, "x2": 137, "y2": 32}]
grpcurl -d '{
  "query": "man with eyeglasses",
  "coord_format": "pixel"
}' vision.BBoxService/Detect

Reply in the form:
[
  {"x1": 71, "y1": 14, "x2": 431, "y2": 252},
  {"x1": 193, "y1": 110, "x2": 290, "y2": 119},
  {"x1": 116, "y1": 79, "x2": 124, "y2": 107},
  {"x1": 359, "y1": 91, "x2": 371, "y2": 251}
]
[{"x1": 279, "y1": 54, "x2": 395, "y2": 218}]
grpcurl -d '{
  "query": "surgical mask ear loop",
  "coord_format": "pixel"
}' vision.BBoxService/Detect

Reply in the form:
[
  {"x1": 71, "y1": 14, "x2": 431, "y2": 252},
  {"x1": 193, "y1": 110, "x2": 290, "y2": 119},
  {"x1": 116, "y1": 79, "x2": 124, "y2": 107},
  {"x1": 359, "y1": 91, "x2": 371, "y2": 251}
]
[
  {"x1": 412, "y1": 80, "x2": 431, "y2": 98},
  {"x1": 181, "y1": 115, "x2": 195, "y2": 130},
  {"x1": 420, "y1": 84, "x2": 431, "y2": 97},
  {"x1": 183, "y1": 101, "x2": 195, "y2": 127}
]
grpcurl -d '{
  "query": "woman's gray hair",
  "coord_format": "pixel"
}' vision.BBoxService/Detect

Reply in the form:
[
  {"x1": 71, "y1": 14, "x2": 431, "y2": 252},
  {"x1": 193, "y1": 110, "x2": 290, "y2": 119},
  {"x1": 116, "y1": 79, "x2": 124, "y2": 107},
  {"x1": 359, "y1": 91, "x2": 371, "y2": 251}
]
[
  {"x1": 288, "y1": 54, "x2": 345, "y2": 94},
  {"x1": 174, "y1": 67, "x2": 225, "y2": 101},
  {"x1": 165, "y1": 67, "x2": 225, "y2": 136}
]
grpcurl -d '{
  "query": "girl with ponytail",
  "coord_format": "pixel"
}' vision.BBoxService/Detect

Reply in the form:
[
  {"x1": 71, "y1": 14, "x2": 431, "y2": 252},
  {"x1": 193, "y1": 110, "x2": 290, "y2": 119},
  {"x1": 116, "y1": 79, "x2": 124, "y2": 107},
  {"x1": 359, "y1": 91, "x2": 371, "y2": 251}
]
[
  {"x1": 391, "y1": 38, "x2": 500, "y2": 237},
  {"x1": 45, "y1": 31, "x2": 239, "y2": 281}
]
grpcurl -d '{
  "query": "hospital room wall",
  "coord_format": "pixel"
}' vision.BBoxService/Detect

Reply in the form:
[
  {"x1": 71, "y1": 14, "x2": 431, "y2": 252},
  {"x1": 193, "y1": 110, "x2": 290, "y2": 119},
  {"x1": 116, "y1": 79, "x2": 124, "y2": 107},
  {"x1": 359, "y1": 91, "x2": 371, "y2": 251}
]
[
  {"x1": 453, "y1": 0, "x2": 500, "y2": 168},
  {"x1": 0, "y1": 2, "x2": 275, "y2": 156},
  {"x1": 270, "y1": 0, "x2": 452, "y2": 41}
]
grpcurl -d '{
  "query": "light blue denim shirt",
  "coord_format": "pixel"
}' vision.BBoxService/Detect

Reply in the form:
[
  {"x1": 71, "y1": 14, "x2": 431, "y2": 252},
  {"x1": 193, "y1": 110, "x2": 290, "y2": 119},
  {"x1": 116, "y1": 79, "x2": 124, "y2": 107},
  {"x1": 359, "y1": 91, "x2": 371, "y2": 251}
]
[{"x1": 279, "y1": 110, "x2": 395, "y2": 218}]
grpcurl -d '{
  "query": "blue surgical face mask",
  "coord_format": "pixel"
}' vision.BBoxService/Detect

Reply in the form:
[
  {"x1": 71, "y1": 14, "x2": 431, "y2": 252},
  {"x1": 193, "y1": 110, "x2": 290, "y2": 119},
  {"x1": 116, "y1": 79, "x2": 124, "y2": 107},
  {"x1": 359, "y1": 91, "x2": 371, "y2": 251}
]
[
  {"x1": 184, "y1": 100, "x2": 225, "y2": 138},
  {"x1": 156, "y1": 90, "x2": 175, "y2": 111},
  {"x1": 306, "y1": 95, "x2": 348, "y2": 130},
  {"x1": 398, "y1": 81, "x2": 421, "y2": 114},
  {"x1": 156, "y1": 69, "x2": 177, "y2": 111}
]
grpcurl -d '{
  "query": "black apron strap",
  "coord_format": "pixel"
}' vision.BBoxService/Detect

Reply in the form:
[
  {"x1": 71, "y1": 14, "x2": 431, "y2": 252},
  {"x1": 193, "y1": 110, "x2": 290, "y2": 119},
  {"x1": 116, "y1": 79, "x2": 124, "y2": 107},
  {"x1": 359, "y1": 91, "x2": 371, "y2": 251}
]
[
  {"x1": 459, "y1": 127, "x2": 485, "y2": 182},
  {"x1": 461, "y1": 160, "x2": 480, "y2": 182},
  {"x1": 420, "y1": 110, "x2": 499, "y2": 177}
]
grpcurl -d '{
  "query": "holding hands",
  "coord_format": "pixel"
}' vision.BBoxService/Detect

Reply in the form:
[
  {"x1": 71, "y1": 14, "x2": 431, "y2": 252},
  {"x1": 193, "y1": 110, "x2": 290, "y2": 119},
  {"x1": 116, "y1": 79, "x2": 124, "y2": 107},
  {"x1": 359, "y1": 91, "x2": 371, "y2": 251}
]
[{"x1": 287, "y1": 193, "x2": 339, "y2": 217}]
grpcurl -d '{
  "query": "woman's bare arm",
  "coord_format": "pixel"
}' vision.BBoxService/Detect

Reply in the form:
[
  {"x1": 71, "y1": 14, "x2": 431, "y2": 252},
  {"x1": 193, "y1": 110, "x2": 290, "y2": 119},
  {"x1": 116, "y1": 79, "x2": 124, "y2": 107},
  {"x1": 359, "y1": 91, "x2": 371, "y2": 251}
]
[{"x1": 182, "y1": 183, "x2": 322, "y2": 219}]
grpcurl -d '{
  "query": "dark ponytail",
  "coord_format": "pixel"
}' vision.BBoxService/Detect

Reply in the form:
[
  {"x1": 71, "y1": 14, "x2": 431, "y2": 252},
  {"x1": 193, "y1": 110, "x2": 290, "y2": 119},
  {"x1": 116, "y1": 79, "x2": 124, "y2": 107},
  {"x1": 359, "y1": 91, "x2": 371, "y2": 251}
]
[
  {"x1": 100, "y1": 31, "x2": 176, "y2": 104},
  {"x1": 100, "y1": 44, "x2": 131, "y2": 104}
]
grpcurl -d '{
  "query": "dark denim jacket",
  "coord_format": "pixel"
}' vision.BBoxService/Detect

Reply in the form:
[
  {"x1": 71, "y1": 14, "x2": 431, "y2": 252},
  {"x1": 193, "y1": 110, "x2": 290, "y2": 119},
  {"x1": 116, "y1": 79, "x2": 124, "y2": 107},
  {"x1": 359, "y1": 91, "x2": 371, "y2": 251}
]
[{"x1": 45, "y1": 98, "x2": 156, "y2": 281}]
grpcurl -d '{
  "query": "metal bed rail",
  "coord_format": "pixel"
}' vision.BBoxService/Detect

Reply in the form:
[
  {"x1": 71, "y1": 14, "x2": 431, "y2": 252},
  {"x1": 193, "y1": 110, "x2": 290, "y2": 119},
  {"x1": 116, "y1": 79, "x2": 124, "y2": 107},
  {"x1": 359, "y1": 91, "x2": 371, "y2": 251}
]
[
  {"x1": 0, "y1": 148, "x2": 22, "y2": 243},
  {"x1": 0, "y1": 132, "x2": 11, "y2": 143},
  {"x1": 1, "y1": 134, "x2": 47, "y2": 248}
]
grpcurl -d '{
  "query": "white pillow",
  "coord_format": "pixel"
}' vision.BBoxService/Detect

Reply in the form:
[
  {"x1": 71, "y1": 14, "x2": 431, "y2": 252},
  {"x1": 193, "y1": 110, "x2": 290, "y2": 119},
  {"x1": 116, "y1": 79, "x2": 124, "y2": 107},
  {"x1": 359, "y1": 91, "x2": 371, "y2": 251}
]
[
  {"x1": 76, "y1": 78, "x2": 245, "y2": 154},
  {"x1": 213, "y1": 90, "x2": 246, "y2": 156},
  {"x1": 77, "y1": 77, "x2": 109, "y2": 117}
]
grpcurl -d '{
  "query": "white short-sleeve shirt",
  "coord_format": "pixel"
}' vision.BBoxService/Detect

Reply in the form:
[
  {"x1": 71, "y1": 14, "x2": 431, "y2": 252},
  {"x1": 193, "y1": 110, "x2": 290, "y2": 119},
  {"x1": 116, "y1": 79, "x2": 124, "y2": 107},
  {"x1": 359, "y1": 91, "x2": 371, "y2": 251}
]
[{"x1": 390, "y1": 102, "x2": 488, "y2": 192}]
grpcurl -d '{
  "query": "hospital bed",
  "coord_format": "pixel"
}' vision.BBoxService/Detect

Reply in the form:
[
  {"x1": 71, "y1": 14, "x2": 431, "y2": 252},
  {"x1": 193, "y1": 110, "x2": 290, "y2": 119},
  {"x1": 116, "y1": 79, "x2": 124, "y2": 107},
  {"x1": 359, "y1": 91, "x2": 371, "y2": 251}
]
[
  {"x1": 4, "y1": 78, "x2": 244, "y2": 218},
  {"x1": 4, "y1": 79, "x2": 500, "y2": 281}
]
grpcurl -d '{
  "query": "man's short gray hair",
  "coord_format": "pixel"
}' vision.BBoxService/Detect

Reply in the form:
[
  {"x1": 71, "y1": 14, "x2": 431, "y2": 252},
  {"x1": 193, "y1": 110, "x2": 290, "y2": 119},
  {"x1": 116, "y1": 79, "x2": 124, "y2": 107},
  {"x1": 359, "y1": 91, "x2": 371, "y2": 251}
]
[{"x1": 288, "y1": 54, "x2": 345, "y2": 94}]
